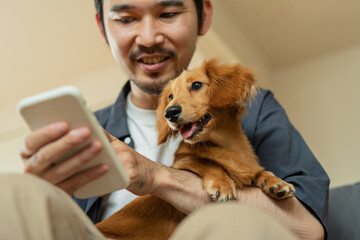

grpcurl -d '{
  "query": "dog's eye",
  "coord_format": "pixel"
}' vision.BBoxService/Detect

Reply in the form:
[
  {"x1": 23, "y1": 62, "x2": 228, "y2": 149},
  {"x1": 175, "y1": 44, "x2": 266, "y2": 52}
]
[
  {"x1": 169, "y1": 94, "x2": 173, "y2": 101},
  {"x1": 191, "y1": 82, "x2": 203, "y2": 91}
]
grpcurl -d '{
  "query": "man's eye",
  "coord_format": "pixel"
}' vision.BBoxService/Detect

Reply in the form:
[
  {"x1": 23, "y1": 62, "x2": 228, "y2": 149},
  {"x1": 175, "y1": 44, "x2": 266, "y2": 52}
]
[
  {"x1": 191, "y1": 82, "x2": 203, "y2": 91},
  {"x1": 160, "y1": 12, "x2": 178, "y2": 19},
  {"x1": 116, "y1": 17, "x2": 136, "y2": 24}
]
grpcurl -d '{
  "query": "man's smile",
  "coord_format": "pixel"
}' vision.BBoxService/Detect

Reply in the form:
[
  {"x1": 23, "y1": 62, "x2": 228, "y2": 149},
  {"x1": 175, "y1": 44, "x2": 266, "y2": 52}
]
[
  {"x1": 139, "y1": 56, "x2": 167, "y2": 64},
  {"x1": 137, "y1": 55, "x2": 171, "y2": 73}
]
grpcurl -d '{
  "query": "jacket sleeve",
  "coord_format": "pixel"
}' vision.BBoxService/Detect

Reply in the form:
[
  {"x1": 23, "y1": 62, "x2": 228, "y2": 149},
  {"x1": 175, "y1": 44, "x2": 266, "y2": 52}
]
[{"x1": 242, "y1": 89, "x2": 330, "y2": 238}]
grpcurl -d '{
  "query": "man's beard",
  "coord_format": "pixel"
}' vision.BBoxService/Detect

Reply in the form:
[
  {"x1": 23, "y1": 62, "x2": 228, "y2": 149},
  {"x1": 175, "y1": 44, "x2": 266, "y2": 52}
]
[
  {"x1": 128, "y1": 45, "x2": 181, "y2": 95},
  {"x1": 129, "y1": 70, "x2": 180, "y2": 95}
]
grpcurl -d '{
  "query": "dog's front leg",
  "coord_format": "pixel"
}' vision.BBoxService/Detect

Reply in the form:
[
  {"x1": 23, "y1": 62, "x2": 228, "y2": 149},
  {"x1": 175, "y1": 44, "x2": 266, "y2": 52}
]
[
  {"x1": 172, "y1": 156, "x2": 236, "y2": 202},
  {"x1": 195, "y1": 148, "x2": 295, "y2": 199}
]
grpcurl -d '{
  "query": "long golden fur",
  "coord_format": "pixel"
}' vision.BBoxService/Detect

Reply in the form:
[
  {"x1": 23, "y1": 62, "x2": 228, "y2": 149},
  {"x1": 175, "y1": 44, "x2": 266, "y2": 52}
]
[{"x1": 96, "y1": 59, "x2": 295, "y2": 239}]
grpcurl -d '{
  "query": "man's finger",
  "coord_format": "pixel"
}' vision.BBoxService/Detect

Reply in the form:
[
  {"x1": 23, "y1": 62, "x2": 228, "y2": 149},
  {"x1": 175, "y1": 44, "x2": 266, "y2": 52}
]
[
  {"x1": 42, "y1": 141, "x2": 103, "y2": 184},
  {"x1": 20, "y1": 122, "x2": 69, "y2": 159},
  {"x1": 57, "y1": 164, "x2": 109, "y2": 196},
  {"x1": 24, "y1": 127, "x2": 91, "y2": 175}
]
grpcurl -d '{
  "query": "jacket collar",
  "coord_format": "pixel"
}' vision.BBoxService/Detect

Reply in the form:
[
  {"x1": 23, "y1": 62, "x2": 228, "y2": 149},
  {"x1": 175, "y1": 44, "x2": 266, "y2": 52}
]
[{"x1": 105, "y1": 81, "x2": 131, "y2": 140}]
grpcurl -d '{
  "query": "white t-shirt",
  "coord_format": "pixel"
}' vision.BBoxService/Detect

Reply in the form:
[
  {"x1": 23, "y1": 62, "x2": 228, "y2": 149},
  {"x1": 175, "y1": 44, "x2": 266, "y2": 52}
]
[{"x1": 100, "y1": 93, "x2": 182, "y2": 220}]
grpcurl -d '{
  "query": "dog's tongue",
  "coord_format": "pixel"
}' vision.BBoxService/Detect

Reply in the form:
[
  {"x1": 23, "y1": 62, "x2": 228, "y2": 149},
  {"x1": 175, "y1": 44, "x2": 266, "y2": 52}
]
[{"x1": 180, "y1": 123, "x2": 200, "y2": 139}]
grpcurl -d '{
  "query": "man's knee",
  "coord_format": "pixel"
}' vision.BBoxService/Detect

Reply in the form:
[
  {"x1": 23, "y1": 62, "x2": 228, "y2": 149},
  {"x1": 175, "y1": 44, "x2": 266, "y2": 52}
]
[
  {"x1": 0, "y1": 173, "x2": 64, "y2": 200},
  {"x1": 1, "y1": 172, "x2": 40, "y2": 185},
  {"x1": 171, "y1": 203, "x2": 298, "y2": 240}
]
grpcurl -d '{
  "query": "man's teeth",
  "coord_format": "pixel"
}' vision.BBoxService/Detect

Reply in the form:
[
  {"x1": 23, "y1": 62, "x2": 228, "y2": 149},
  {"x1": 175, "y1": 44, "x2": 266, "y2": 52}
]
[{"x1": 142, "y1": 57, "x2": 165, "y2": 64}]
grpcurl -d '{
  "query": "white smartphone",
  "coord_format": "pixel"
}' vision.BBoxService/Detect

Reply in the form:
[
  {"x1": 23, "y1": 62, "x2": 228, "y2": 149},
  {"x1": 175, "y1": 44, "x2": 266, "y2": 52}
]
[{"x1": 17, "y1": 85, "x2": 130, "y2": 199}]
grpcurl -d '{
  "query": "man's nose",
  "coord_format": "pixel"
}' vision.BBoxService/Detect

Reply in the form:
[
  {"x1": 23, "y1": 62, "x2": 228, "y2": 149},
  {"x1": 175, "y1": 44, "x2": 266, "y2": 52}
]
[{"x1": 135, "y1": 16, "x2": 164, "y2": 47}]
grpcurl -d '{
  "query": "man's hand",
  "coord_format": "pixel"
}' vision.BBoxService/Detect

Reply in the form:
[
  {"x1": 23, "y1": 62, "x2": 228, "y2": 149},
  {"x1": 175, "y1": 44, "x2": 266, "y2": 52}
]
[
  {"x1": 20, "y1": 121, "x2": 109, "y2": 195},
  {"x1": 103, "y1": 130, "x2": 162, "y2": 196}
]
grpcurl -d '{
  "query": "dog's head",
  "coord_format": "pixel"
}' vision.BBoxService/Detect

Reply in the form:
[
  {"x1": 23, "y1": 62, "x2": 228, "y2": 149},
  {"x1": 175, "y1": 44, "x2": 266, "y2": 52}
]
[{"x1": 157, "y1": 59, "x2": 257, "y2": 145}]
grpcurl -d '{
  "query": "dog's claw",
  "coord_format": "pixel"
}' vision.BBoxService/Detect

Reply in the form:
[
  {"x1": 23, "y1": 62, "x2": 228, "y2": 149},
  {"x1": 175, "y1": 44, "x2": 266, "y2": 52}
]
[
  {"x1": 277, "y1": 190, "x2": 286, "y2": 198},
  {"x1": 259, "y1": 173, "x2": 295, "y2": 200},
  {"x1": 204, "y1": 178, "x2": 237, "y2": 202},
  {"x1": 211, "y1": 194, "x2": 217, "y2": 201}
]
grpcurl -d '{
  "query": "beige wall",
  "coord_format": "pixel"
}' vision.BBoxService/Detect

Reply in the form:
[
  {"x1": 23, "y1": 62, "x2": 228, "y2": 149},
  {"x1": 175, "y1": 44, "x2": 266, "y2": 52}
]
[
  {"x1": 272, "y1": 44, "x2": 360, "y2": 187},
  {"x1": 210, "y1": 0, "x2": 273, "y2": 89},
  {"x1": 0, "y1": 0, "x2": 126, "y2": 172}
]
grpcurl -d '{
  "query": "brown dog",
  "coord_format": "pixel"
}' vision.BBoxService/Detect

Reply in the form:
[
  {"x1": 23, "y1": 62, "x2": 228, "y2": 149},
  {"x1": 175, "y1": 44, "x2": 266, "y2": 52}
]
[{"x1": 96, "y1": 60, "x2": 295, "y2": 239}]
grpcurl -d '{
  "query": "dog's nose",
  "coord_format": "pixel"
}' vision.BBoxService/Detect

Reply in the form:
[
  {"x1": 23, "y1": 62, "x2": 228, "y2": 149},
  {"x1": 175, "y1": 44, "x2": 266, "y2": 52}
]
[{"x1": 165, "y1": 105, "x2": 182, "y2": 122}]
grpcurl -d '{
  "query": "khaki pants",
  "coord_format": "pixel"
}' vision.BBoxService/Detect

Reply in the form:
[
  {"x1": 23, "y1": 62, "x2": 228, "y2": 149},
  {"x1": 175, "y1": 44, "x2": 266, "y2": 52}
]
[{"x1": 0, "y1": 173, "x2": 297, "y2": 240}]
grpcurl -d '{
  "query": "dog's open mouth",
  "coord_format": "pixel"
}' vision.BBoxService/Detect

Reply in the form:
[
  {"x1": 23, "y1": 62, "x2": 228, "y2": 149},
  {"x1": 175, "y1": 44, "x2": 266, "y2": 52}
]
[{"x1": 180, "y1": 113, "x2": 212, "y2": 139}]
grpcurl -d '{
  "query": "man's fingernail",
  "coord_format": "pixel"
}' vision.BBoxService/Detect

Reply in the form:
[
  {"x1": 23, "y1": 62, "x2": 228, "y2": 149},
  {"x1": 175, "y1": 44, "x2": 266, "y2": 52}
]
[
  {"x1": 20, "y1": 141, "x2": 31, "y2": 157},
  {"x1": 53, "y1": 122, "x2": 69, "y2": 134},
  {"x1": 72, "y1": 128, "x2": 90, "y2": 140},
  {"x1": 97, "y1": 165, "x2": 109, "y2": 175}
]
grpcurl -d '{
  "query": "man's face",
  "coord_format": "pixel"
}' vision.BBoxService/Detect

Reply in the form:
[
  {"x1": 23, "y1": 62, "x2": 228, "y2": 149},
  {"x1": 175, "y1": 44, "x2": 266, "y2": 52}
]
[{"x1": 102, "y1": 0, "x2": 200, "y2": 95}]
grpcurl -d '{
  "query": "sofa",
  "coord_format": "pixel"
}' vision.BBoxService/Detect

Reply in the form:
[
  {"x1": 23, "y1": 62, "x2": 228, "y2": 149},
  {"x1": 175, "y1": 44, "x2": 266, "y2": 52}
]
[{"x1": 328, "y1": 182, "x2": 360, "y2": 240}]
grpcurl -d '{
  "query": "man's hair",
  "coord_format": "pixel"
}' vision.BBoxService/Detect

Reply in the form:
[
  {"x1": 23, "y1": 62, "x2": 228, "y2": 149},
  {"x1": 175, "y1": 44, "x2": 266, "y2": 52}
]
[{"x1": 94, "y1": 0, "x2": 204, "y2": 32}]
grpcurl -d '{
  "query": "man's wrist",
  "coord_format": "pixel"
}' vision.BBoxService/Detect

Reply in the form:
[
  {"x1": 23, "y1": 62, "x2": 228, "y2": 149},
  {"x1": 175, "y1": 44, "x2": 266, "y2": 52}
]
[
  {"x1": 149, "y1": 165, "x2": 211, "y2": 214},
  {"x1": 150, "y1": 163, "x2": 172, "y2": 197}
]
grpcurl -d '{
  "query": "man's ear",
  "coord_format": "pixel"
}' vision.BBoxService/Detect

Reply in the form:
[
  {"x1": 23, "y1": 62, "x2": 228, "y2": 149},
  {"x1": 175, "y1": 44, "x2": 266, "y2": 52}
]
[
  {"x1": 198, "y1": 0, "x2": 213, "y2": 35},
  {"x1": 156, "y1": 90, "x2": 172, "y2": 145},
  {"x1": 204, "y1": 59, "x2": 257, "y2": 108},
  {"x1": 95, "y1": 13, "x2": 108, "y2": 44}
]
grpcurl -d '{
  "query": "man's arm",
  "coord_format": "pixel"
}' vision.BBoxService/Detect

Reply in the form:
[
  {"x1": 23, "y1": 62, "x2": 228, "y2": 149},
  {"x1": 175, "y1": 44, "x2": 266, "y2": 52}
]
[
  {"x1": 107, "y1": 138, "x2": 323, "y2": 240},
  {"x1": 149, "y1": 163, "x2": 324, "y2": 240},
  {"x1": 237, "y1": 187, "x2": 324, "y2": 240}
]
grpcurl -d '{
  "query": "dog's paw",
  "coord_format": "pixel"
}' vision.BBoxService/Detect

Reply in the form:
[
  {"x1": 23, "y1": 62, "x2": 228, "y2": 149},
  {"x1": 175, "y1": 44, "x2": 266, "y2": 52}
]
[
  {"x1": 267, "y1": 182, "x2": 295, "y2": 199},
  {"x1": 203, "y1": 176, "x2": 237, "y2": 202},
  {"x1": 256, "y1": 171, "x2": 295, "y2": 199}
]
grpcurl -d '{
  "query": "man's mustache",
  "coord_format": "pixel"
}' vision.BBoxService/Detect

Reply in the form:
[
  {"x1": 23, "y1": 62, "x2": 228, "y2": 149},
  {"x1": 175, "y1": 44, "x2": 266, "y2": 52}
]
[{"x1": 129, "y1": 45, "x2": 177, "y2": 62}]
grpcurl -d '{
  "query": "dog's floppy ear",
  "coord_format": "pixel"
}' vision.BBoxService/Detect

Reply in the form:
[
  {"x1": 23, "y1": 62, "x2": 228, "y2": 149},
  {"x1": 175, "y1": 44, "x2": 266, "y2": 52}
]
[
  {"x1": 203, "y1": 59, "x2": 257, "y2": 108},
  {"x1": 156, "y1": 87, "x2": 172, "y2": 145}
]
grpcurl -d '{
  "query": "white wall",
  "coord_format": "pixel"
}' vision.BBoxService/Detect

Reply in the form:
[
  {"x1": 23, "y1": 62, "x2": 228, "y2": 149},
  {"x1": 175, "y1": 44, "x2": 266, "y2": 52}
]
[{"x1": 272, "y1": 44, "x2": 360, "y2": 187}]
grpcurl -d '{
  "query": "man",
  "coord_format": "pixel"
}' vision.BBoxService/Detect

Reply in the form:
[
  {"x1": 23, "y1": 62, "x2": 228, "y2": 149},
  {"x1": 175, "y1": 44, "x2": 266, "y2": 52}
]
[{"x1": 17, "y1": 0, "x2": 329, "y2": 239}]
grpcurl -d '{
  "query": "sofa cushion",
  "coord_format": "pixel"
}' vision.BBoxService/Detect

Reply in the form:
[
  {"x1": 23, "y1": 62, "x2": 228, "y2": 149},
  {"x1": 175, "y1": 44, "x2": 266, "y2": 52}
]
[{"x1": 328, "y1": 182, "x2": 360, "y2": 240}]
